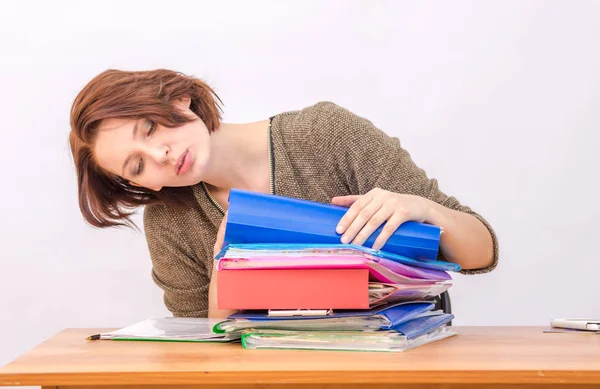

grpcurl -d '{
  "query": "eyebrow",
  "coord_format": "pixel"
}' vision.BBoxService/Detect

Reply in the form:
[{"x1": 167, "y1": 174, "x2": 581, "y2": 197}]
[{"x1": 121, "y1": 120, "x2": 140, "y2": 176}]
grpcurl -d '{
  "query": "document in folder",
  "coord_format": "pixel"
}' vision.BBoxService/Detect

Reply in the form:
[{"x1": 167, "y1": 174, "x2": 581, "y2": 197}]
[
  {"x1": 214, "y1": 301, "x2": 436, "y2": 334},
  {"x1": 217, "y1": 252, "x2": 451, "y2": 282},
  {"x1": 240, "y1": 325, "x2": 457, "y2": 352},
  {"x1": 86, "y1": 317, "x2": 239, "y2": 342},
  {"x1": 216, "y1": 243, "x2": 460, "y2": 273}
]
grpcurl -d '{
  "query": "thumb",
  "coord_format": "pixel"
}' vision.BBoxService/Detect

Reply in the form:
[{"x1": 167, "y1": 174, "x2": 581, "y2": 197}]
[
  {"x1": 221, "y1": 211, "x2": 228, "y2": 227},
  {"x1": 217, "y1": 212, "x2": 228, "y2": 236},
  {"x1": 331, "y1": 195, "x2": 361, "y2": 207},
  {"x1": 214, "y1": 211, "x2": 228, "y2": 256}
]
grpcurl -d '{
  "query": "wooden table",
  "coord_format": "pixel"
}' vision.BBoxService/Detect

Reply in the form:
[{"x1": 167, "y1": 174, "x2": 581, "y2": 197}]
[{"x1": 0, "y1": 326, "x2": 599, "y2": 388}]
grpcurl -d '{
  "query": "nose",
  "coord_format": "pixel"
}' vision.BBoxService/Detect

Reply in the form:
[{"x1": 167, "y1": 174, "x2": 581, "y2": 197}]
[{"x1": 146, "y1": 144, "x2": 170, "y2": 165}]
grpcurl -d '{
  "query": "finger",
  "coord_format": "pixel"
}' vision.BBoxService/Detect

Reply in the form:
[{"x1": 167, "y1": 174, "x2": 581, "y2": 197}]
[
  {"x1": 371, "y1": 209, "x2": 409, "y2": 251},
  {"x1": 336, "y1": 193, "x2": 375, "y2": 234},
  {"x1": 341, "y1": 197, "x2": 384, "y2": 244},
  {"x1": 331, "y1": 195, "x2": 361, "y2": 207},
  {"x1": 218, "y1": 212, "x2": 228, "y2": 235},
  {"x1": 351, "y1": 204, "x2": 394, "y2": 246},
  {"x1": 213, "y1": 212, "x2": 228, "y2": 255},
  {"x1": 216, "y1": 214, "x2": 227, "y2": 242}
]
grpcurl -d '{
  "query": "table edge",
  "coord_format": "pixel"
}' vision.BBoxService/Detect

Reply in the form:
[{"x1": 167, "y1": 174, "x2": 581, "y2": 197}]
[{"x1": 1, "y1": 370, "x2": 600, "y2": 386}]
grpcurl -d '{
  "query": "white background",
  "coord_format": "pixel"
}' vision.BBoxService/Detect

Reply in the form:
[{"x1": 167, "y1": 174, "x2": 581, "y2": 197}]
[{"x1": 1, "y1": 0, "x2": 599, "y2": 383}]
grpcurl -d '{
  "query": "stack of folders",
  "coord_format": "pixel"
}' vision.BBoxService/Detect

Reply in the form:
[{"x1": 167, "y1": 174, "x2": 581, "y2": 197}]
[{"x1": 214, "y1": 189, "x2": 461, "y2": 352}]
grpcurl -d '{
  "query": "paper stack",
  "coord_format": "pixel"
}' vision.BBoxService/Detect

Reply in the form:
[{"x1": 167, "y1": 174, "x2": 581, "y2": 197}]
[{"x1": 214, "y1": 189, "x2": 460, "y2": 352}]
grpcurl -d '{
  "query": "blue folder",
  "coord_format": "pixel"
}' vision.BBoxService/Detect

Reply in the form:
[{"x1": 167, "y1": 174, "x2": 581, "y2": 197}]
[
  {"x1": 218, "y1": 302, "x2": 451, "y2": 337},
  {"x1": 214, "y1": 302, "x2": 437, "y2": 334},
  {"x1": 224, "y1": 188, "x2": 443, "y2": 261},
  {"x1": 392, "y1": 313, "x2": 454, "y2": 339},
  {"x1": 227, "y1": 301, "x2": 435, "y2": 326}
]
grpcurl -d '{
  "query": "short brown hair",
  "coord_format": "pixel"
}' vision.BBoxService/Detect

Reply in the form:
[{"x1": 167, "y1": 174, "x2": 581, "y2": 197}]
[{"x1": 69, "y1": 69, "x2": 223, "y2": 228}]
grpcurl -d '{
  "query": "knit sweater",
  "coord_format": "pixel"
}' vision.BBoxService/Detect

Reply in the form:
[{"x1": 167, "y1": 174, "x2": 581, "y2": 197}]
[{"x1": 143, "y1": 101, "x2": 499, "y2": 317}]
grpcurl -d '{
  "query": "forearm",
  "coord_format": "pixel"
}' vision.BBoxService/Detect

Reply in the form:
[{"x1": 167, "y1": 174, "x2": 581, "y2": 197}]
[
  {"x1": 425, "y1": 199, "x2": 494, "y2": 270},
  {"x1": 207, "y1": 261, "x2": 237, "y2": 319}
]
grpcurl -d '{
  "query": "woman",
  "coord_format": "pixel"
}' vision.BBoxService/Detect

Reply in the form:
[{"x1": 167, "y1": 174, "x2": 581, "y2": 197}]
[{"x1": 69, "y1": 69, "x2": 498, "y2": 318}]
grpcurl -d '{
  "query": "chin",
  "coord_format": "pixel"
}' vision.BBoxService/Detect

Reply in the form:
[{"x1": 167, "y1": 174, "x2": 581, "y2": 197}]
[
  {"x1": 189, "y1": 152, "x2": 210, "y2": 182},
  {"x1": 187, "y1": 174, "x2": 204, "y2": 187}
]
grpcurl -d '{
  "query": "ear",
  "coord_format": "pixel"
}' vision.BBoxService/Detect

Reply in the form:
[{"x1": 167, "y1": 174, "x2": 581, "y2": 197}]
[
  {"x1": 177, "y1": 95, "x2": 192, "y2": 109},
  {"x1": 173, "y1": 96, "x2": 194, "y2": 119}
]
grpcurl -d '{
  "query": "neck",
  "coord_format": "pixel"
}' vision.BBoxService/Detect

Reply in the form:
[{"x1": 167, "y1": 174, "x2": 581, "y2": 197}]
[{"x1": 201, "y1": 119, "x2": 271, "y2": 193}]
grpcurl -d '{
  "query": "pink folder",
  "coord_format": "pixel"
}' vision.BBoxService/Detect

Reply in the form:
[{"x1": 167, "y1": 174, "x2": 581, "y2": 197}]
[
  {"x1": 217, "y1": 255, "x2": 450, "y2": 284},
  {"x1": 217, "y1": 268, "x2": 371, "y2": 310}
]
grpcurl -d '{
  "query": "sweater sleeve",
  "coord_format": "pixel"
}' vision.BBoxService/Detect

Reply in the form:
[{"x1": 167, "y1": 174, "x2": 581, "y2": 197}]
[
  {"x1": 308, "y1": 101, "x2": 499, "y2": 274},
  {"x1": 143, "y1": 205, "x2": 211, "y2": 317}
]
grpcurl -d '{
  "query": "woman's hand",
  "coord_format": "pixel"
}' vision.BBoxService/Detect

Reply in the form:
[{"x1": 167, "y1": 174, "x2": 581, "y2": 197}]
[
  {"x1": 209, "y1": 211, "x2": 237, "y2": 319},
  {"x1": 213, "y1": 211, "x2": 228, "y2": 258},
  {"x1": 332, "y1": 188, "x2": 432, "y2": 251}
]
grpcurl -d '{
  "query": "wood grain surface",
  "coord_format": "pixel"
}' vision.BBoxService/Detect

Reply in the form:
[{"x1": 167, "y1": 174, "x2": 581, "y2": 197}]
[{"x1": 1, "y1": 326, "x2": 599, "y2": 387}]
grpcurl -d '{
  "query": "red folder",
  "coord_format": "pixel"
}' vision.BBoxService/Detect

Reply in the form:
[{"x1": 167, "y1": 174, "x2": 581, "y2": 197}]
[{"x1": 217, "y1": 268, "x2": 370, "y2": 310}]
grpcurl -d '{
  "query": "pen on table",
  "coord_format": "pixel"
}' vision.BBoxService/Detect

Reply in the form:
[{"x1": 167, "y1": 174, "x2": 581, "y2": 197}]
[{"x1": 86, "y1": 334, "x2": 101, "y2": 340}]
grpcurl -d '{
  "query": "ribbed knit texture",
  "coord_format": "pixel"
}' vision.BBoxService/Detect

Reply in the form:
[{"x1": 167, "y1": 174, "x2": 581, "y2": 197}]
[{"x1": 144, "y1": 101, "x2": 499, "y2": 317}]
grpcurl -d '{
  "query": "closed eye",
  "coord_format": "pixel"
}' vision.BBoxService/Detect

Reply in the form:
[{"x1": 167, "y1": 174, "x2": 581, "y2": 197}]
[
  {"x1": 146, "y1": 120, "x2": 157, "y2": 137},
  {"x1": 135, "y1": 120, "x2": 156, "y2": 176},
  {"x1": 136, "y1": 158, "x2": 144, "y2": 176}
]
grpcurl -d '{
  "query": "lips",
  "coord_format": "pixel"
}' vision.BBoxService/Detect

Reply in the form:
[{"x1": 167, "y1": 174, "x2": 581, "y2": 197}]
[{"x1": 175, "y1": 150, "x2": 188, "y2": 175}]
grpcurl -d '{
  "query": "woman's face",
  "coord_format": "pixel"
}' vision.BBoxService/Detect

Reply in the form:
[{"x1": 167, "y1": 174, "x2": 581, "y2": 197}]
[{"x1": 93, "y1": 98, "x2": 211, "y2": 191}]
